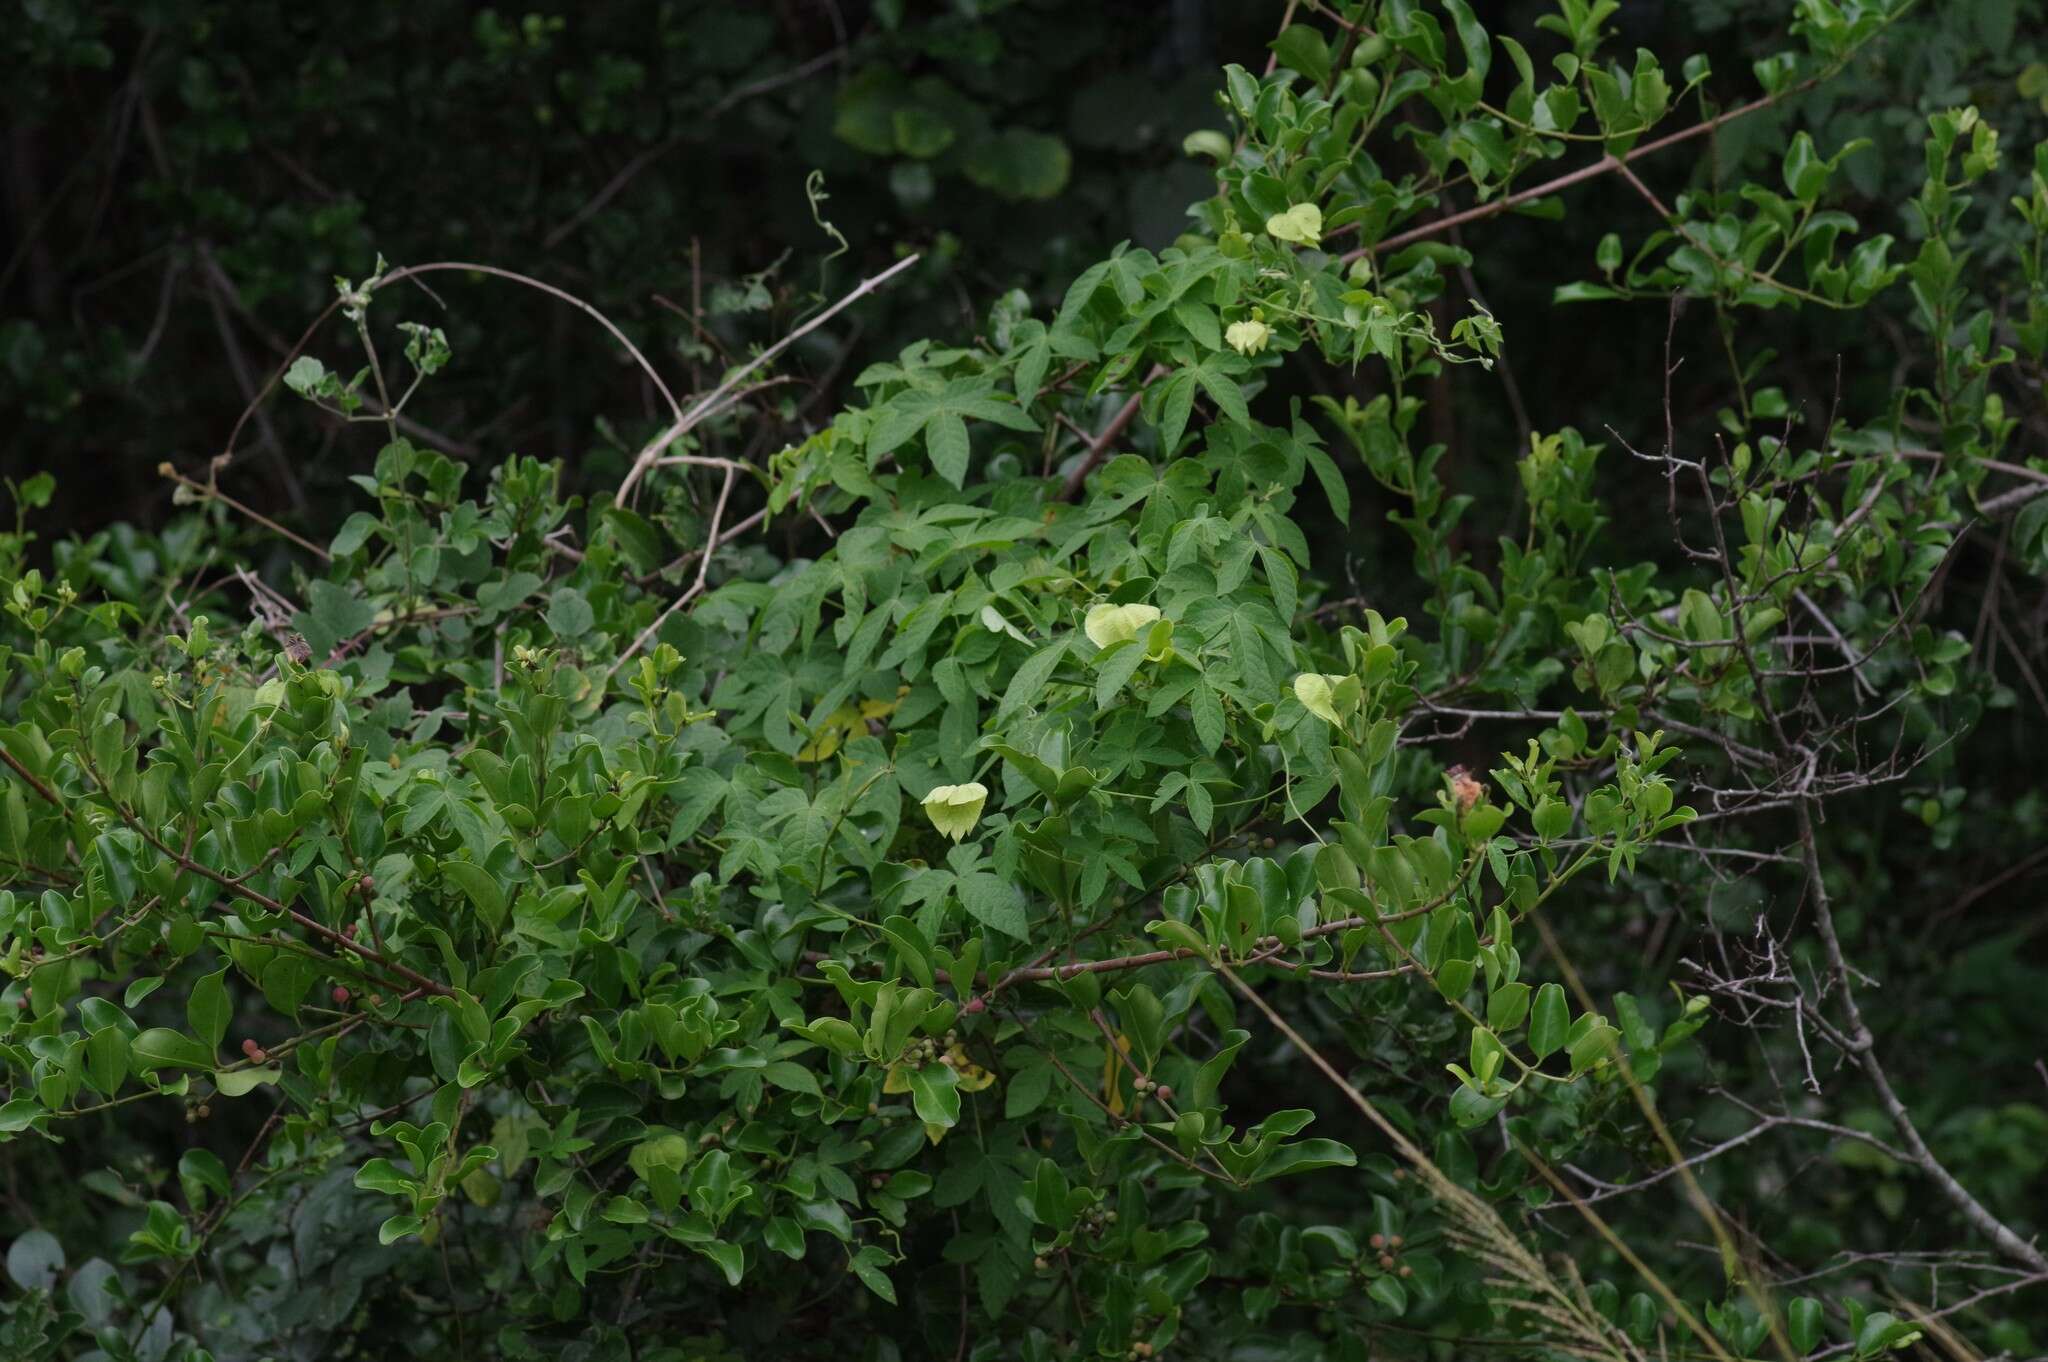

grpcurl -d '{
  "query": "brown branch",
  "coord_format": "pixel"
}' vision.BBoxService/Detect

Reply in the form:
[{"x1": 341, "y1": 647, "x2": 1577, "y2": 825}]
[
  {"x1": 83, "y1": 762, "x2": 453, "y2": 999},
  {"x1": 0, "y1": 743, "x2": 65, "y2": 810},
  {"x1": 1340, "y1": 87, "x2": 1806, "y2": 265},
  {"x1": 1058, "y1": 364, "x2": 1168, "y2": 502},
  {"x1": 158, "y1": 462, "x2": 332, "y2": 562}
]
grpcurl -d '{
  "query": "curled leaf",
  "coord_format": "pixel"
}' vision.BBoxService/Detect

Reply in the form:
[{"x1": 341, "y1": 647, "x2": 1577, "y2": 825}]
[
  {"x1": 1225, "y1": 319, "x2": 1272, "y2": 355},
  {"x1": 1292, "y1": 673, "x2": 1354, "y2": 725},
  {"x1": 1265, "y1": 202, "x2": 1323, "y2": 247},
  {"x1": 1084, "y1": 603, "x2": 1162, "y2": 649},
  {"x1": 921, "y1": 782, "x2": 989, "y2": 842}
]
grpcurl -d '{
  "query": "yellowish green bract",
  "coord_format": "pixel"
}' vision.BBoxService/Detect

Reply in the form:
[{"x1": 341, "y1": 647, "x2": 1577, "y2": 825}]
[{"x1": 921, "y1": 782, "x2": 989, "y2": 842}]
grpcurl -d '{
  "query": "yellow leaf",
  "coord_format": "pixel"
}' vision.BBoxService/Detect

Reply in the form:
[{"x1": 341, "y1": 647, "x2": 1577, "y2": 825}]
[
  {"x1": 797, "y1": 703, "x2": 865, "y2": 762},
  {"x1": 949, "y1": 1045, "x2": 996, "y2": 1092},
  {"x1": 1265, "y1": 202, "x2": 1324, "y2": 247},
  {"x1": 883, "y1": 1064, "x2": 911, "y2": 1094},
  {"x1": 1292, "y1": 672, "x2": 1353, "y2": 725},
  {"x1": 1101, "y1": 1033, "x2": 1131, "y2": 1116},
  {"x1": 1084, "y1": 603, "x2": 1162, "y2": 649}
]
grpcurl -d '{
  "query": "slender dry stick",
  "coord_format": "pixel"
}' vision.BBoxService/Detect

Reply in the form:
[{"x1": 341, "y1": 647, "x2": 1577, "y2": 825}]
[
  {"x1": 604, "y1": 499, "x2": 765, "y2": 682},
  {"x1": 1794, "y1": 800, "x2": 2048, "y2": 1273},
  {"x1": 1525, "y1": 908, "x2": 1797, "y2": 1362},
  {"x1": 615, "y1": 253, "x2": 921, "y2": 506},
  {"x1": 1214, "y1": 962, "x2": 1728, "y2": 1362},
  {"x1": 158, "y1": 464, "x2": 332, "y2": 561}
]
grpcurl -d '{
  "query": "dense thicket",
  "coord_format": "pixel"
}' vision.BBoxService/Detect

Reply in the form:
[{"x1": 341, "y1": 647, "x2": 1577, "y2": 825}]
[{"x1": 3, "y1": 3, "x2": 2047, "y2": 1361}]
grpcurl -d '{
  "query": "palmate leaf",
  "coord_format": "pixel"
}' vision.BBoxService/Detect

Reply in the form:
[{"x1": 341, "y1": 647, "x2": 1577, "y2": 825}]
[{"x1": 867, "y1": 378, "x2": 1040, "y2": 488}]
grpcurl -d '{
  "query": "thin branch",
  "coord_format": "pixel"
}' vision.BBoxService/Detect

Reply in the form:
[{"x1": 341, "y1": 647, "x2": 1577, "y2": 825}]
[
  {"x1": 1341, "y1": 86, "x2": 1806, "y2": 264},
  {"x1": 1058, "y1": 365, "x2": 1168, "y2": 502},
  {"x1": 1794, "y1": 799, "x2": 2048, "y2": 1272},
  {"x1": 615, "y1": 253, "x2": 921, "y2": 507}
]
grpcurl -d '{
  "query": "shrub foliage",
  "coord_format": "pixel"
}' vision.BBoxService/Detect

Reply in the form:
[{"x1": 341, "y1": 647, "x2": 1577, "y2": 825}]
[{"x1": 3, "y1": 3, "x2": 2047, "y2": 1360}]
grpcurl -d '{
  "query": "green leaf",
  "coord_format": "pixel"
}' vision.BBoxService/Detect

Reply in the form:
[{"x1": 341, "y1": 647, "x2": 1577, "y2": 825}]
[
  {"x1": 761, "y1": 1061, "x2": 821, "y2": 1098},
  {"x1": 906, "y1": 1062, "x2": 961, "y2": 1127},
  {"x1": 694, "y1": 1240, "x2": 745, "y2": 1286},
  {"x1": 355, "y1": 1158, "x2": 416, "y2": 1196},
  {"x1": 1529, "y1": 983, "x2": 1569, "y2": 1059},
  {"x1": 1788, "y1": 1297, "x2": 1823, "y2": 1352},
  {"x1": 1487, "y1": 981, "x2": 1531, "y2": 1031},
  {"x1": 891, "y1": 105, "x2": 955, "y2": 158},
  {"x1": 1568, "y1": 1021, "x2": 1618, "y2": 1074},
  {"x1": 477, "y1": 571, "x2": 542, "y2": 613},
  {"x1": 186, "y1": 967, "x2": 230, "y2": 1055},
  {"x1": 214, "y1": 1066, "x2": 282, "y2": 1097},
  {"x1": 1367, "y1": 1273, "x2": 1409, "y2": 1314},
  {"x1": 545, "y1": 587, "x2": 594, "y2": 639},
  {"x1": 1191, "y1": 680, "x2": 1225, "y2": 754},
  {"x1": 997, "y1": 639, "x2": 1068, "y2": 717},
  {"x1": 602, "y1": 507, "x2": 664, "y2": 574},
  {"x1": 1253, "y1": 1138, "x2": 1357, "y2": 1181},
  {"x1": 962, "y1": 130, "x2": 1071, "y2": 201},
  {"x1": 442, "y1": 859, "x2": 507, "y2": 933},
  {"x1": 1268, "y1": 25, "x2": 1332, "y2": 84},
  {"x1": 1094, "y1": 640, "x2": 1146, "y2": 707},
  {"x1": 850, "y1": 1245, "x2": 899, "y2": 1303},
  {"x1": 926, "y1": 410, "x2": 970, "y2": 488},
  {"x1": 378, "y1": 1214, "x2": 425, "y2": 1245},
  {"x1": 764, "y1": 1217, "x2": 806, "y2": 1260},
  {"x1": 85, "y1": 1028, "x2": 129, "y2": 1095},
  {"x1": 300, "y1": 580, "x2": 376, "y2": 655},
  {"x1": 957, "y1": 872, "x2": 1029, "y2": 940},
  {"x1": 1441, "y1": 0, "x2": 1491, "y2": 80},
  {"x1": 132, "y1": 1028, "x2": 216, "y2": 1073},
  {"x1": 1005, "y1": 1063, "x2": 1053, "y2": 1118}
]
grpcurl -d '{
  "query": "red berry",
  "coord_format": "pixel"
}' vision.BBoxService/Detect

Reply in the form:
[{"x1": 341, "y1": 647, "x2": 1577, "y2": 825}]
[
  {"x1": 241, "y1": 1038, "x2": 259, "y2": 1056},
  {"x1": 963, "y1": 997, "x2": 986, "y2": 1014},
  {"x1": 332, "y1": 986, "x2": 351, "y2": 1005}
]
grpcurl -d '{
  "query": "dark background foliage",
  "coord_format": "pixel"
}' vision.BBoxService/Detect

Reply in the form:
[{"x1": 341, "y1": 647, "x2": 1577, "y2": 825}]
[{"x1": 12, "y1": 0, "x2": 2041, "y2": 528}]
